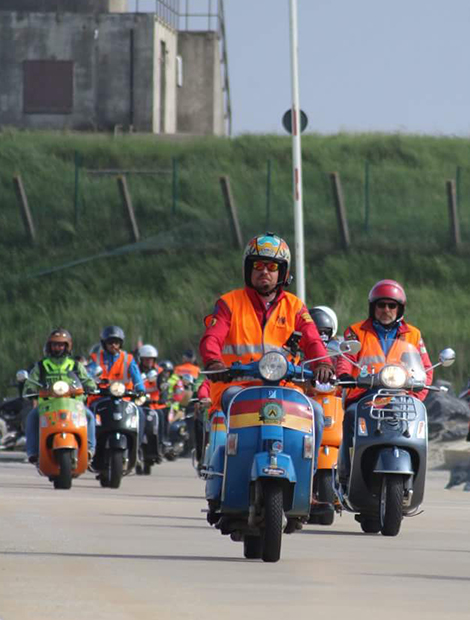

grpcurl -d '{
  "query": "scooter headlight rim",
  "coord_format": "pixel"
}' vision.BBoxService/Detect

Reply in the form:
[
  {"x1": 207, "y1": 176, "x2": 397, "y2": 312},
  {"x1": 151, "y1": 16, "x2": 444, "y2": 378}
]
[
  {"x1": 109, "y1": 381, "x2": 126, "y2": 397},
  {"x1": 258, "y1": 352, "x2": 288, "y2": 382},
  {"x1": 379, "y1": 364, "x2": 407, "y2": 389},
  {"x1": 52, "y1": 380, "x2": 70, "y2": 397}
]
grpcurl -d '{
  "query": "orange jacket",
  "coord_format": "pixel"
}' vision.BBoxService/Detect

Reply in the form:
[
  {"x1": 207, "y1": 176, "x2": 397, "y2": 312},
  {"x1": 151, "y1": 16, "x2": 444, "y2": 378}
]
[
  {"x1": 205, "y1": 288, "x2": 306, "y2": 410},
  {"x1": 174, "y1": 362, "x2": 200, "y2": 379},
  {"x1": 337, "y1": 319, "x2": 433, "y2": 404}
]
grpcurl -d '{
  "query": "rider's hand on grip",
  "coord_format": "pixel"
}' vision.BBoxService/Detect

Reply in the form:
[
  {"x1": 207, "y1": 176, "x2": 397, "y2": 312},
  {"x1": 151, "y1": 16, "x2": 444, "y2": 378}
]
[
  {"x1": 338, "y1": 373, "x2": 356, "y2": 387},
  {"x1": 313, "y1": 364, "x2": 335, "y2": 384},
  {"x1": 205, "y1": 361, "x2": 229, "y2": 383}
]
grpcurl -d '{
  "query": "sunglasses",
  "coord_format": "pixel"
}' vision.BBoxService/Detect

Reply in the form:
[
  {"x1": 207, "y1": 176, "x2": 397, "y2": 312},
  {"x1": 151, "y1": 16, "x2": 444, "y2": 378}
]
[
  {"x1": 376, "y1": 301, "x2": 398, "y2": 310},
  {"x1": 252, "y1": 260, "x2": 279, "y2": 272}
]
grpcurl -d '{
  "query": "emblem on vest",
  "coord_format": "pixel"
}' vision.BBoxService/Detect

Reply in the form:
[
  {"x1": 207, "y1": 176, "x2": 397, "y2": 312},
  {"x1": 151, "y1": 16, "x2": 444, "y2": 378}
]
[{"x1": 277, "y1": 316, "x2": 286, "y2": 326}]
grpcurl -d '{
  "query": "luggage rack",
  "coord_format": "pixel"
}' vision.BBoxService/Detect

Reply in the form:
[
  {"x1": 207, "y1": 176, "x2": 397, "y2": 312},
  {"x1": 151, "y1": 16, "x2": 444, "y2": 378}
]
[{"x1": 368, "y1": 390, "x2": 419, "y2": 427}]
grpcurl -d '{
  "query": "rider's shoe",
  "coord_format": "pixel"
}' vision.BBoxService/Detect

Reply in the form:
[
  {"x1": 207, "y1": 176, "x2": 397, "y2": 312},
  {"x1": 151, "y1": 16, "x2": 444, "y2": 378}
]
[{"x1": 28, "y1": 455, "x2": 38, "y2": 464}]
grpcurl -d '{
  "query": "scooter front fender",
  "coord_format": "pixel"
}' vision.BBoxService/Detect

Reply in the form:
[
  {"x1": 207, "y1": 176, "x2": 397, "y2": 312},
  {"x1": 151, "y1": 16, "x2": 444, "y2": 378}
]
[
  {"x1": 374, "y1": 447, "x2": 414, "y2": 475},
  {"x1": 106, "y1": 433, "x2": 128, "y2": 451},
  {"x1": 251, "y1": 452, "x2": 297, "y2": 483},
  {"x1": 52, "y1": 433, "x2": 78, "y2": 451}
]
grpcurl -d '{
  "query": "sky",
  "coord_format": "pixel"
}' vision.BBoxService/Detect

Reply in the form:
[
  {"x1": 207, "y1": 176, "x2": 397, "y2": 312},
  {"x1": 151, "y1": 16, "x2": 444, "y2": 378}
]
[{"x1": 127, "y1": 0, "x2": 470, "y2": 137}]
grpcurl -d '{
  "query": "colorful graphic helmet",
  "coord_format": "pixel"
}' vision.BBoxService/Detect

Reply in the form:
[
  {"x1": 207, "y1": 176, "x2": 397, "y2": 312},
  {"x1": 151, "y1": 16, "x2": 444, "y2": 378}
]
[
  {"x1": 138, "y1": 344, "x2": 158, "y2": 359},
  {"x1": 368, "y1": 279, "x2": 406, "y2": 320},
  {"x1": 100, "y1": 325, "x2": 125, "y2": 347},
  {"x1": 45, "y1": 328, "x2": 73, "y2": 357},
  {"x1": 309, "y1": 306, "x2": 338, "y2": 341},
  {"x1": 243, "y1": 232, "x2": 291, "y2": 288}
]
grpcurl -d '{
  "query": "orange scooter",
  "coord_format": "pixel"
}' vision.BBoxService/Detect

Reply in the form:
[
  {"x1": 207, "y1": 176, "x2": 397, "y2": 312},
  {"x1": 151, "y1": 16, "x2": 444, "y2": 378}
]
[
  {"x1": 30, "y1": 378, "x2": 89, "y2": 489},
  {"x1": 309, "y1": 384, "x2": 344, "y2": 525}
]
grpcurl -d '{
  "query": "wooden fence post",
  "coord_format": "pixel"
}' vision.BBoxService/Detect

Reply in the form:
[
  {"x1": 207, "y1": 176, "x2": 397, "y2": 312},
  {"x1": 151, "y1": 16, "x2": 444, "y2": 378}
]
[
  {"x1": 12, "y1": 174, "x2": 36, "y2": 244},
  {"x1": 220, "y1": 175, "x2": 243, "y2": 249},
  {"x1": 446, "y1": 179, "x2": 461, "y2": 252},
  {"x1": 117, "y1": 175, "x2": 140, "y2": 242},
  {"x1": 330, "y1": 172, "x2": 350, "y2": 250}
]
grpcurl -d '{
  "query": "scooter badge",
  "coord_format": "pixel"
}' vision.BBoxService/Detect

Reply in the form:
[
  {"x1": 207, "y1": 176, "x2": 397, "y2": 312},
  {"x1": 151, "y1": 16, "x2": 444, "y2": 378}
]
[{"x1": 259, "y1": 402, "x2": 285, "y2": 424}]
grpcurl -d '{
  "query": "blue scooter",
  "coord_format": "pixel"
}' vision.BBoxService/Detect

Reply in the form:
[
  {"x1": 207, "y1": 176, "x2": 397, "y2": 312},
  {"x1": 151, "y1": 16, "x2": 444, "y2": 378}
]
[{"x1": 204, "y1": 342, "x2": 357, "y2": 563}]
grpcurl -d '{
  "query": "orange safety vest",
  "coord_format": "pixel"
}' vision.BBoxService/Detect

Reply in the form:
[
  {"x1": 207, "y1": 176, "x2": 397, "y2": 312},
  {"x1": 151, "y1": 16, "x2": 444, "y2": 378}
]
[
  {"x1": 174, "y1": 362, "x2": 200, "y2": 379},
  {"x1": 144, "y1": 377, "x2": 161, "y2": 410},
  {"x1": 90, "y1": 349, "x2": 134, "y2": 389},
  {"x1": 209, "y1": 288, "x2": 304, "y2": 409},
  {"x1": 345, "y1": 320, "x2": 423, "y2": 403}
]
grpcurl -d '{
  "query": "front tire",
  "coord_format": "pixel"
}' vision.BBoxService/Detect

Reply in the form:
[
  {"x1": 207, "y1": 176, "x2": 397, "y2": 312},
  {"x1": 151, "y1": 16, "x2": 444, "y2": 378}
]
[
  {"x1": 379, "y1": 475, "x2": 404, "y2": 536},
  {"x1": 54, "y1": 449, "x2": 72, "y2": 490},
  {"x1": 315, "y1": 470, "x2": 335, "y2": 526},
  {"x1": 262, "y1": 483, "x2": 283, "y2": 563},
  {"x1": 109, "y1": 450, "x2": 124, "y2": 489}
]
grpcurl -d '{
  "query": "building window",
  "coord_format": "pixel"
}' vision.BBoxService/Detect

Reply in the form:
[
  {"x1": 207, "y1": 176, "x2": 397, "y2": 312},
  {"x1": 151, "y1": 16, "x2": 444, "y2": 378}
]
[{"x1": 23, "y1": 60, "x2": 74, "y2": 114}]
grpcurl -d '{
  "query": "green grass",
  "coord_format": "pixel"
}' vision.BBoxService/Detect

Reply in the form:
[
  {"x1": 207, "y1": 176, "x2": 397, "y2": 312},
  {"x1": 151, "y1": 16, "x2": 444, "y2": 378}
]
[{"x1": 0, "y1": 129, "x2": 469, "y2": 394}]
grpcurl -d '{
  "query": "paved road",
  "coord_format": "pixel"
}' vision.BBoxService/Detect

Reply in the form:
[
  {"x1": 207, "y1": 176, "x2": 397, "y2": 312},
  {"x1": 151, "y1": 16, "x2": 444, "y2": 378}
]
[{"x1": 0, "y1": 458, "x2": 469, "y2": 620}]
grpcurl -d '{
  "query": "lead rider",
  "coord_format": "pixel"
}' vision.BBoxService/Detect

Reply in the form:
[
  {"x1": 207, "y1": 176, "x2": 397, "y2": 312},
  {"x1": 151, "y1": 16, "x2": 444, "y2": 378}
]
[{"x1": 199, "y1": 232, "x2": 335, "y2": 469}]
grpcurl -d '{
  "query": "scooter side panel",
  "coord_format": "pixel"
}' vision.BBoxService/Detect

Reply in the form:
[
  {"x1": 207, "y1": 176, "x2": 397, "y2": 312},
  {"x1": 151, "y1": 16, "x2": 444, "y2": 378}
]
[
  {"x1": 221, "y1": 426, "x2": 259, "y2": 512},
  {"x1": 206, "y1": 445, "x2": 226, "y2": 501}
]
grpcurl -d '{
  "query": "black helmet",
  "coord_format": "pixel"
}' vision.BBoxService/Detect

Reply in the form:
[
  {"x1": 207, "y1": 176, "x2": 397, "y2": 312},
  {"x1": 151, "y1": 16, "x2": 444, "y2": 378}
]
[
  {"x1": 159, "y1": 360, "x2": 174, "y2": 373},
  {"x1": 182, "y1": 349, "x2": 196, "y2": 363},
  {"x1": 100, "y1": 325, "x2": 125, "y2": 347},
  {"x1": 308, "y1": 306, "x2": 338, "y2": 342}
]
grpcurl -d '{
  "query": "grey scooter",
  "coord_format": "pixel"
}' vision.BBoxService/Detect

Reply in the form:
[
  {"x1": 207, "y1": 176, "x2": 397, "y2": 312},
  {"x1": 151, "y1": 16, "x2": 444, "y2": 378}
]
[{"x1": 335, "y1": 344, "x2": 456, "y2": 536}]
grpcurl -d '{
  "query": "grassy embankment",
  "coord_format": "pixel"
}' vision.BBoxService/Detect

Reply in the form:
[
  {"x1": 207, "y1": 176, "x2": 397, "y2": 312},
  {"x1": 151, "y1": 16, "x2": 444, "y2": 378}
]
[{"x1": 0, "y1": 129, "x2": 470, "y2": 392}]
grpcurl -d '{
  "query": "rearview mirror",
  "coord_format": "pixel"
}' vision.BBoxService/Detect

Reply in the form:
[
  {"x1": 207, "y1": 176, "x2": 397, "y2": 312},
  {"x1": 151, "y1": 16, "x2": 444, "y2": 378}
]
[
  {"x1": 16, "y1": 369, "x2": 29, "y2": 383},
  {"x1": 340, "y1": 340, "x2": 361, "y2": 356},
  {"x1": 146, "y1": 369, "x2": 158, "y2": 382},
  {"x1": 438, "y1": 348, "x2": 456, "y2": 367}
]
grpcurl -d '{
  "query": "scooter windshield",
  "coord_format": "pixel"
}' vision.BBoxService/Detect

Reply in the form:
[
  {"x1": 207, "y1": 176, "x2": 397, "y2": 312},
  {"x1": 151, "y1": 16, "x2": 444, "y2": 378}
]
[{"x1": 382, "y1": 340, "x2": 427, "y2": 384}]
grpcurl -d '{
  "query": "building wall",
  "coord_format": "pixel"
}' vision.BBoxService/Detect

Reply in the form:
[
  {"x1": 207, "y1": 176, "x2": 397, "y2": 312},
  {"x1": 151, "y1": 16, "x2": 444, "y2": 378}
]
[
  {"x1": 153, "y1": 22, "x2": 177, "y2": 134},
  {"x1": 0, "y1": 1, "x2": 127, "y2": 12},
  {"x1": 0, "y1": 12, "x2": 176, "y2": 132},
  {"x1": 177, "y1": 32, "x2": 225, "y2": 136}
]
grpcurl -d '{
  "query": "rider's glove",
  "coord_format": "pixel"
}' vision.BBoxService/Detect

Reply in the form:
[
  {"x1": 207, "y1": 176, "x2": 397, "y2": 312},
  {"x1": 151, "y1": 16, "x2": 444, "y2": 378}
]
[
  {"x1": 338, "y1": 373, "x2": 356, "y2": 387},
  {"x1": 205, "y1": 361, "x2": 229, "y2": 383},
  {"x1": 313, "y1": 364, "x2": 335, "y2": 384}
]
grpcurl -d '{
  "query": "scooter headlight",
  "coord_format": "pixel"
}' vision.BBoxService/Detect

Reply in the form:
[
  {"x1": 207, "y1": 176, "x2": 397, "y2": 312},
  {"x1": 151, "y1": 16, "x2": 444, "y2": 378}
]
[
  {"x1": 52, "y1": 380, "x2": 70, "y2": 397},
  {"x1": 109, "y1": 381, "x2": 126, "y2": 397},
  {"x1": 379, "y1": 365, "x2": 407, "y2": 389},
  {"x1": 259, "y1": 352, "x2": 288, "y2": 382}
]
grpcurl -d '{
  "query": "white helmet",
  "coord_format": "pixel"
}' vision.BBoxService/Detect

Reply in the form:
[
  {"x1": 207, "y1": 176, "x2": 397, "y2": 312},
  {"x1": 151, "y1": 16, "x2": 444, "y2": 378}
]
[
  {"x1": 138, "y1": 344, "x2": 158, "y2": 359},
  {"x1": 309, "y1": 306, "x2": 338, "y2": 339}
]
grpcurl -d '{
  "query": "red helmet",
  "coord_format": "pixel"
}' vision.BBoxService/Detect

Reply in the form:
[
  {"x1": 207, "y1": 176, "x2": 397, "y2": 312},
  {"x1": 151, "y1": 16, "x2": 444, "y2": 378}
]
[{"x1": 368, "y1": 279, "x2": 406, "y2": 320}]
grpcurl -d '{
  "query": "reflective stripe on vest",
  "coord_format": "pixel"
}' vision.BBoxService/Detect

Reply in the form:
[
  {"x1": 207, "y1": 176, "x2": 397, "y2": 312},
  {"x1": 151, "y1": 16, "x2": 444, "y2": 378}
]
[
  {"x1": 41, "y1": 358, "x2": 76, "y2": 381},
  {"x1": 345, "y1": 320, "x2": 422, "y2": 403},
  {"x1": 209, "y1": 289, "x2": 303, "y2": 408}
]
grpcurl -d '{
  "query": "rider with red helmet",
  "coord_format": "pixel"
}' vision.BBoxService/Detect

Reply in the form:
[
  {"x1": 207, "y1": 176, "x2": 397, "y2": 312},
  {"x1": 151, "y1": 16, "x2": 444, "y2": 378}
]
[{"x1": 336, "y1": 279, "x2": 433, "y2": 483}]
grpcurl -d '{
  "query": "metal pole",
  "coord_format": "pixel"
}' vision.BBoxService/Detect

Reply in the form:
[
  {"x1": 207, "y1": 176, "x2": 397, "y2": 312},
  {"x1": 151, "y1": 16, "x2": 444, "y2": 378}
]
[
  {"x1": 266, "y1": 159, "x2": 272, "y2": 229},
  {"x1": 289, "y1": 0, "x2": 305, "y2": 301}
]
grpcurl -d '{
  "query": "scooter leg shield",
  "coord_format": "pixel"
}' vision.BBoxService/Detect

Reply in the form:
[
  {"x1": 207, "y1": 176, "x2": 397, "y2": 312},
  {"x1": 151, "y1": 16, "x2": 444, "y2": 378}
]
[
  {"x1": 374, "y1": 448, "x2": 414, "y2": 474},
  {"x1": 317, "y1": 446, "x2": 339, "y2": 470}
]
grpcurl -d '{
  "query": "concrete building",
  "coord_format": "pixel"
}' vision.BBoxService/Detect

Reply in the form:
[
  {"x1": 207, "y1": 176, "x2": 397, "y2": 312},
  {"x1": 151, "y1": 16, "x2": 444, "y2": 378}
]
[{"x1": 0, "y1": 0, "x2": 230, "y2": 135}]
